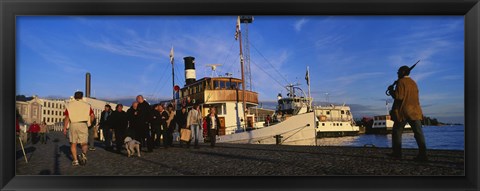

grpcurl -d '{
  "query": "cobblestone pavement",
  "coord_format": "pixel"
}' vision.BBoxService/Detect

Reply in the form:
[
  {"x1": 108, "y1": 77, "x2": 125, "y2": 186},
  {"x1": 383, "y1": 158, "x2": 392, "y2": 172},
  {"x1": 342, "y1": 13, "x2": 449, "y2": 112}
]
[{"x1": 15, "y1": 132, "x2": 464, "y2": 176}]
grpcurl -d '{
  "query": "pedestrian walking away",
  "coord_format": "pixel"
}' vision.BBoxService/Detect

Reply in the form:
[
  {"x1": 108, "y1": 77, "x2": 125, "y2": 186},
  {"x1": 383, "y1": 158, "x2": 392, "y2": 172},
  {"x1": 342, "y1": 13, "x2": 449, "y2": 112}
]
[
  {"x1": 387, "y1": 65, "x2": 428, "y2": 161},
  {"x1": 63, "y1": 91, "x2": 95, "y2": 166}
]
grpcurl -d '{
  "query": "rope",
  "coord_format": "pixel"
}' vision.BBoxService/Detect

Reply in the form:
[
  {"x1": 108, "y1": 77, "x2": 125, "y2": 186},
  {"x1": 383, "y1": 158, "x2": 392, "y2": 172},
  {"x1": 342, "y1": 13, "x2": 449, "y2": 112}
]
[{"x1": 250, "y1": 42, "x2": 290, "y2": 85}]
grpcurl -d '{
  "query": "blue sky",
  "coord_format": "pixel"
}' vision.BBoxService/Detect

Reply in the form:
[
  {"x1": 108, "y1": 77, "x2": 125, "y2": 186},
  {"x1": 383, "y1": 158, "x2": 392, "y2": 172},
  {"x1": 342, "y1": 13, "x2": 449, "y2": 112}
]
[{"x1": 16, "y1": 16, "x2": 464, "y2": 123}]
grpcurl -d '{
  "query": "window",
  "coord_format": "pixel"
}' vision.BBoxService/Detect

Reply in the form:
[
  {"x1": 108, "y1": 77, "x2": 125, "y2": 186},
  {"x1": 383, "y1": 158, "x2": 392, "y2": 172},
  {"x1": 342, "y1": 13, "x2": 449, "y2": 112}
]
[
  {"x1": 322, "y1": 123, "x2": 325, "y2": 126},
  {"x1": 220, "y1": 81, "x2": 225, "y2": 89},
  {"x1": 44, "y1": 102, "x2": 46, "y2": 107},
  {"x1": 43, "y1": 110, "x2": 46, "y2": 115},
  {"x1": 341, "y1": 110, "x2": 345, "y2": 114},
  {"x1": 43, "y1": 117, "x2": 45, "y2": 122},
  {"x1": 340, "y1": 123, "x2": 343, "y2": 126},
  {"x1": 47, "y1": 110, "x2": 50, "y2": 115},
  {"x1": 214, "y1": 81, "x2": 220, "y2": 89},
  {"x1": 326, "y1": 111, "x2": 330, "y2": 115},
  {"x1": 226, "y1": 81, "x2": 231, "y2": 89},
  {"x1": 47, "y1": 118, "x2": 50, "y2": 123}
]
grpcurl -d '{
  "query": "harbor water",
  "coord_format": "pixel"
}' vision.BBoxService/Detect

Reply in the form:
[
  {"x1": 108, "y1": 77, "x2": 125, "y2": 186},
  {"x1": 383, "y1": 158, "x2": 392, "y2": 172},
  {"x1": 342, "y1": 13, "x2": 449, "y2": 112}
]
[{"x1": 317, "y1": 125, "x2": 464, "y2": 150}]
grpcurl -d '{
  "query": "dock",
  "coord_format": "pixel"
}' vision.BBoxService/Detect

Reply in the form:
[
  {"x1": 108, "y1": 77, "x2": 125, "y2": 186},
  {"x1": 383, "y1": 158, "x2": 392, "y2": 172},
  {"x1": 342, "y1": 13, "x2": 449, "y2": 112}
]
[{"x1": 16, "y1": 132, "x2": 464, "y2": 176}]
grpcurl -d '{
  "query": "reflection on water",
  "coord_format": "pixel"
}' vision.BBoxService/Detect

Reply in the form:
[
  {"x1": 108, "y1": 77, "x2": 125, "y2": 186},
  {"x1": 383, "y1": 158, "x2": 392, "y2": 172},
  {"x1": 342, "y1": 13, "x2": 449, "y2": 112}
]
[{"x1": 317, "y1": 125, "x2": 464, "y2": 150}]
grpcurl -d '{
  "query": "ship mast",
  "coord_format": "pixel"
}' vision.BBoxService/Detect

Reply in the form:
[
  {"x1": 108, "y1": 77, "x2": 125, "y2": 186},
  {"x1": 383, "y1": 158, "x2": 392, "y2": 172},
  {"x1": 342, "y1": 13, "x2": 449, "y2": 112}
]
[{"x1": 237, "y1": 16, "x2": 247, "y2": 130}]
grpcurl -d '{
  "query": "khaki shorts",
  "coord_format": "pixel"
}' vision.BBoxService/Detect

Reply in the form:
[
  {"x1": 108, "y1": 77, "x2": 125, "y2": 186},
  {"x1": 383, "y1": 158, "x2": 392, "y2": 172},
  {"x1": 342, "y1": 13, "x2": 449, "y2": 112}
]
[{"x1": 69, "y1": 122, "x2": 88, "y2": 144}]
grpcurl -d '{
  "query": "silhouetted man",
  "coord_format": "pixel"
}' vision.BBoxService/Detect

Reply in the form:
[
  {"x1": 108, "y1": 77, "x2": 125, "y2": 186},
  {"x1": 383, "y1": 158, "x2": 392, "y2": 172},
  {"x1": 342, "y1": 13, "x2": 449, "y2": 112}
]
[{"x1": 387, "y1": 65, "x2": 427, "y2": 161}]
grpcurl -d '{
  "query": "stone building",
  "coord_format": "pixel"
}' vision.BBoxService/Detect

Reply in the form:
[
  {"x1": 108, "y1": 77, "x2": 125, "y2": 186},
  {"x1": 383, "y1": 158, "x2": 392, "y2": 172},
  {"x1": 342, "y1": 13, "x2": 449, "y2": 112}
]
[{"x1": 16, "y1": 95, "x2": 129, "y2": 128}]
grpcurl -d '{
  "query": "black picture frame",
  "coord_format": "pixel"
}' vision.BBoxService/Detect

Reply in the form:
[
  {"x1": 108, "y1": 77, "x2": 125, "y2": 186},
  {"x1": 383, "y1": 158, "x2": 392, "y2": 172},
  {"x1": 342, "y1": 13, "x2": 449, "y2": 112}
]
[{"x1": 1, "y1": 0, "x2": 478, "y2": 190}]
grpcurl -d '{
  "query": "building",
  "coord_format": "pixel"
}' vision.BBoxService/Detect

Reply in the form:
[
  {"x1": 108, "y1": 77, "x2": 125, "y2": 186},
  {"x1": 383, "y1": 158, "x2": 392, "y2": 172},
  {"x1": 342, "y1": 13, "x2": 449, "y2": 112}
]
[
  {"x1": 16, "y1": 95, "x2": 129, "y2": 127},
  {"x1": 16, "y1": 95, "x2": 42, "y2": 124}
]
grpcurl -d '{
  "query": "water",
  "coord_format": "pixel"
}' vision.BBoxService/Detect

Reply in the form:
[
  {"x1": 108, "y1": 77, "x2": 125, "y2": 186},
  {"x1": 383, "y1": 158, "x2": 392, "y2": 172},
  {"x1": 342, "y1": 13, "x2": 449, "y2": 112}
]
[{"x1": 316, "y1": 125, "x2": 464, "y2": 150}]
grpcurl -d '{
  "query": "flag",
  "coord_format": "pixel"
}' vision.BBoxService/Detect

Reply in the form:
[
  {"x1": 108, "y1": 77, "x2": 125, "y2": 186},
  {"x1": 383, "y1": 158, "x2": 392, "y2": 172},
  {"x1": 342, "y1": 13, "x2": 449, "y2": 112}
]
[
  {"x1": 235, "y1": 16, "x2": 241, "y2": 40},
  {"x1": 169, "y1": 46, "x2": 174, "y2": 64},
  {"x1": 305, "y1": 66, "x2": 310, "y2": 86}
]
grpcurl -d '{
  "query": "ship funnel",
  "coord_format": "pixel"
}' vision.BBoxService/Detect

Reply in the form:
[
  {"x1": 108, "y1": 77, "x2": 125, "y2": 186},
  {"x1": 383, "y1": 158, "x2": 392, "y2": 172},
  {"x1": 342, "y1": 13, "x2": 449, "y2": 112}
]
[
  {"x1": 184, "y1": 56, "x2": 196, "y2": 85},
  {"x1": 85, "y1": 72, "x2": 91, "y2": 98}
]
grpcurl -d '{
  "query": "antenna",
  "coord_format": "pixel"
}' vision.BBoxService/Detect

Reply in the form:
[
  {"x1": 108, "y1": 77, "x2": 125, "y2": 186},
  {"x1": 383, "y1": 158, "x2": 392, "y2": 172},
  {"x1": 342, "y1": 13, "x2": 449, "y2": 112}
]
[{"x1": 206, "y1": 64, "x2": 222, "y2": 77}]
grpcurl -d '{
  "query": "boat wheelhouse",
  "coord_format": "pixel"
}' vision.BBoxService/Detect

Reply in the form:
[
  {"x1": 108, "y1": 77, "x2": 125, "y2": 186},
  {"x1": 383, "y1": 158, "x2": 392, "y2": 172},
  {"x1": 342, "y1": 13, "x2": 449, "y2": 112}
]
[{"x1": 366, "y1": 115, "x2": 411, "y2": 134}]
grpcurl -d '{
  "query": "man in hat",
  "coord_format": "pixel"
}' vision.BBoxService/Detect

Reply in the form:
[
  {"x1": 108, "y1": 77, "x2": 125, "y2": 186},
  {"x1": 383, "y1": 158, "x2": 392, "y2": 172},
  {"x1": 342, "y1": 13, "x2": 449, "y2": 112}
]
[
  {"x1": 387, "y1": 65, "x2": 427, "y2": 161},
  {"x1": 63, "y1": 91, "x2": 95, "y2": 166}
]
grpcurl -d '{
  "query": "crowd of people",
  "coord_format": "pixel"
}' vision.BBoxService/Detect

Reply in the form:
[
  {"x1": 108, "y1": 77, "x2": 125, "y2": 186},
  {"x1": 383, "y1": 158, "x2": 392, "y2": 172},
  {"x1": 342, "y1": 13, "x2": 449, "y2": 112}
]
[
  {"x1": 61, "y1": 92, "x2": 221, "y2": 166},
  {"x1": 95, "y1": 95, "x2": 221, "y2": 152}
]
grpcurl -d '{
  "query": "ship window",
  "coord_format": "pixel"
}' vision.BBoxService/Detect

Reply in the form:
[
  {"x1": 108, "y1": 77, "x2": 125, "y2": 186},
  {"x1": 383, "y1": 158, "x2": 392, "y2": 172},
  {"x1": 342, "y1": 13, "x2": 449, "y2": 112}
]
[
  {"x1": 322, "y1": 123, "x2": 325, "y2": 126},
  {"x1": 214, "y1": 81, "x2": 220, "y2": 89},
  {"x1": 346, "y1": 110, "x2": 350, "y2": 115},
  {"x1": 333, "y1": 123, "x2": 335, "y2": 126},
  {"x1": 220, "y1": 81, "x2": 225, "y2": 89},
  {"x1": 341, "y1": 110, "x2": 345, "y2": 114},
  {"x1": 340, "y1": 123, "x2": 343, "y2": 126},
  {"x1": 326, "y1": 111, "x2": 330, "y2": 115},
  {"x1": 383, "y1": 122, "x2": 386, "y2": 125},
  {"x1": 226, "y1": 81, "x2": 231, "y2": 89},
  {"x1": 238, "y1": 82, "x2": 242, "y2": 89}
]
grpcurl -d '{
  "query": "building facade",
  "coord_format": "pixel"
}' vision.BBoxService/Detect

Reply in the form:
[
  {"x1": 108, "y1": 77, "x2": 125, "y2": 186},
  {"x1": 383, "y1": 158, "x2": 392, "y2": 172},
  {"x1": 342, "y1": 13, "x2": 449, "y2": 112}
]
[{"x1": 16, "y1": 95, "x2": 129, "y2": 127}]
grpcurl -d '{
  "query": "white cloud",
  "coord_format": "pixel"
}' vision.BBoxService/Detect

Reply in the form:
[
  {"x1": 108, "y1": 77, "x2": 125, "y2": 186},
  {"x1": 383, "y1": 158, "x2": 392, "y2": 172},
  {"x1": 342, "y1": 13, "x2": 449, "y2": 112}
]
[{"x1": 294, "y1": 18, "x2": 308, "y2": 32}]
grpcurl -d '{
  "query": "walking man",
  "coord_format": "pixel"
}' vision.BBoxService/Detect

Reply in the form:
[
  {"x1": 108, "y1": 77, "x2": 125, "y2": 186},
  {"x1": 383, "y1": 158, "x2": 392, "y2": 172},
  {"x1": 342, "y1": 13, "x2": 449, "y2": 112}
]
[
  {"x1": 187, "y1": 103, "x2": 202, "y2": 149},
  {"x1": 63, "y1": 91, "x2": 95, "y2": 166},
  {"x1": 387, "y1": 65, "x2": 428, "y2": 161}
]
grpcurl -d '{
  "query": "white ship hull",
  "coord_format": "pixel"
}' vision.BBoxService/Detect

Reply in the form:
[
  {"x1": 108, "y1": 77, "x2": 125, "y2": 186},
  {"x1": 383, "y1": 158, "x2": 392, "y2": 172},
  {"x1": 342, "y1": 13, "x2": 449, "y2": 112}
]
[
  {"x1": 217, "y1": 112, "x2": 317, "y2": 145},
  {"x1": 314, "y1": 106, "x2": 360, "y2": 137}
]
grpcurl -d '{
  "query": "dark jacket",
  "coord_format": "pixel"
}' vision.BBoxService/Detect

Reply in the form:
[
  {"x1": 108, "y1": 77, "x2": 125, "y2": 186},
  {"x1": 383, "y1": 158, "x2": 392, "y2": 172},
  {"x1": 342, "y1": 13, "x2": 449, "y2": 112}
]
[
  {"x1": 100, "y1": 110, "x2": 113, "y2": 129},
  {"x1": 137, "y1": 101, "x2": 151, "y2": 126},
  {"x1": 127, "y1": 107, "x2": 139, "y2": 129},
  {"x1": 151, "y1": 110, "x2": 169, "y2": 130},
  {"x1": 392, "y1": 76, "x2": 423, "y2": 122},
  {"x1": 109, "y1": 110, "x2": 128, "y2": 132},
  {"x1": 175, "y1": 110, "x2": 188, "y2": 129},
  {"x1": 205, "y1": 114, "x2": 221, "y2": 135}
]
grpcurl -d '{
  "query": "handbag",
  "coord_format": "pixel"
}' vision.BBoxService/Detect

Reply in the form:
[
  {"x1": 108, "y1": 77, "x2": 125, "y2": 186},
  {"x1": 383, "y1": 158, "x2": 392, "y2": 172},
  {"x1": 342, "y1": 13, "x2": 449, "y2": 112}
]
[
  {"x1": 180, "y1": 128, "x2": 191, "y2": 142},
  {"x1": 93, "y1": 125, "x2": 99, "y2": 139}
]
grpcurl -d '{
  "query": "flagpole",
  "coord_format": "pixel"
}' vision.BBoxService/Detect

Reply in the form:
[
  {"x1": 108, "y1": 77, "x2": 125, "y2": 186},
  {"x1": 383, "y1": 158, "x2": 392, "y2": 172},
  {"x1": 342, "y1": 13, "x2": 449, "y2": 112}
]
[
  {"x1": 306, "y1": 66, "x2": 312, "y2": 111},
  {"x1": 170, "y1": 46, "x2": 175, "y2": 108}
]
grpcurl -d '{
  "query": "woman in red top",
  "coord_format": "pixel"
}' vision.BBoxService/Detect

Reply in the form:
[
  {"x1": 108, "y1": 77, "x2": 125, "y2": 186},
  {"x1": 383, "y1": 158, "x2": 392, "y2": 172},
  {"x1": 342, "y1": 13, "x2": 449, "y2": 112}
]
[{"x1": 28, "y1": 121, "x2": 40, "y2": 144}]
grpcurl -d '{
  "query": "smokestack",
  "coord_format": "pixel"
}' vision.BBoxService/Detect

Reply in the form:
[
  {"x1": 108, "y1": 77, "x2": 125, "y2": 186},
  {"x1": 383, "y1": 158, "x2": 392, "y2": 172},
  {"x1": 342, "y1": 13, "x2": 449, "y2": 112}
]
[
  {"x1": 184, "y1": 56, "x2": 196, "y2": 85},
  {"x1": 86, "y1": 72, "x2": 91, "y2": 98}
]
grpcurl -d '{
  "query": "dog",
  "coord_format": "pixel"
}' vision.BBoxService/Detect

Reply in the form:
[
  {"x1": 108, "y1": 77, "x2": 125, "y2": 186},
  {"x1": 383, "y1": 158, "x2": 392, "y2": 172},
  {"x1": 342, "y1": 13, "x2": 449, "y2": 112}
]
[{"x1": 124, "y1": 136, "x2": 141, "y2": 157}]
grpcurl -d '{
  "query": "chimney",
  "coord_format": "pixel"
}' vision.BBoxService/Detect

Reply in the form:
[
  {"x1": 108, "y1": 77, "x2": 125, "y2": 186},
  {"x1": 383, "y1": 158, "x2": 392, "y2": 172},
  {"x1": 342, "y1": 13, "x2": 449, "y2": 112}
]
[
  {"x1": 184, "y1": 56, "x2": 196, "y2": 85},
  {"x1": 86, "y1": 72, "x2": 91, "y2": 98}
]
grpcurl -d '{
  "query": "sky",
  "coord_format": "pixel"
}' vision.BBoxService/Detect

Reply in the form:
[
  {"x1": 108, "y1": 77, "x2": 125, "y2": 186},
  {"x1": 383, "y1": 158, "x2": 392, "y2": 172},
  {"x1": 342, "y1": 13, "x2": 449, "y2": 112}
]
[{"x1": 16, "y1": 16, "x2": 464, "y2": 123}]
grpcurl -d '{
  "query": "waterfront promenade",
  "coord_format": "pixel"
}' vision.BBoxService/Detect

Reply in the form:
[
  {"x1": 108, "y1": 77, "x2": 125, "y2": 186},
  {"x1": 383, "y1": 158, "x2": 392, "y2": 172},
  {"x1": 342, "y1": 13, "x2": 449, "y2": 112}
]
[{"x1": 16, "y1": 132, "x2": 464, "y2": 176}]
